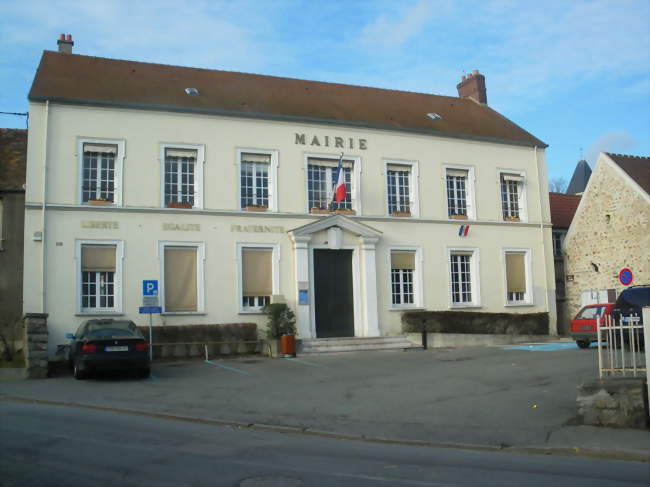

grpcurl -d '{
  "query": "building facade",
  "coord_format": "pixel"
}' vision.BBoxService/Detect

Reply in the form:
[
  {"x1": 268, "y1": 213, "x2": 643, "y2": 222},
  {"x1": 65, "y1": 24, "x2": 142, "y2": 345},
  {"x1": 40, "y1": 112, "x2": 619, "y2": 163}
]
[
  {"x1": 564, "y1": 152, "x2": 650, "y2": 321},
  {"x1": 24, "y1": 41, "x2": 556, "y2": 358}
]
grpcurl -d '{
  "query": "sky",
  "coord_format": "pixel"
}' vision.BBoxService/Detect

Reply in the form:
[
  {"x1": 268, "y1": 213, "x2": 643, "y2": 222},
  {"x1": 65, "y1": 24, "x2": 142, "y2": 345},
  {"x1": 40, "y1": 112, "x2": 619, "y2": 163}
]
[{"x1": 1, "y1": 0, "x2": 648, "y2": 185}]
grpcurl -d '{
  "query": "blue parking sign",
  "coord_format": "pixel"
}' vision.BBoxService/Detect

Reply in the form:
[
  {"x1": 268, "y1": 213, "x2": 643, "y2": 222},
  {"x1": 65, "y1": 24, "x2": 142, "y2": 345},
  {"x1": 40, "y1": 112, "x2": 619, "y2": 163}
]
[{"x1": 143, "y1": 280, "x2": 158, "y2": 296}]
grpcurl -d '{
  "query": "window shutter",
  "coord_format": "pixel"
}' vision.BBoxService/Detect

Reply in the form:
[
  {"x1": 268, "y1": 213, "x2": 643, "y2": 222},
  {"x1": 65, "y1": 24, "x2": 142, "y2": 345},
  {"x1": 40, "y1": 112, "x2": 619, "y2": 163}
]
[
  {"x1": 84, "y1": 144, "x2": 117, "y2": 155},
  {"x1": 308, "y1": 158, "x2": 353, "y2": 168},
  {"x1": 164, "y1": 247, "x2": 198, "y2": 311},
  {"x1": 506, "y1": 253, "x2": 526, "y2": 293},
  {"x1": 386, "y1": 164, "x2": 410, "y2": 173},
  {"x1": 82, "y1": 245, "x2": 116, "y2": 272},
  {"x1": 391, "y1": 251, "x2": 415, "y2": 270},
  {"x1": 242, "y1": 248, "x2": 273, "y2": 296},
  {"x1": 446, "y1": 169, "x2": 468, "y2": 177},
  {"x1": 501, "y1": 173, "x2": 523, "y2": 182},
  {"x1": 241, "y1": 153, "x2": 271, "y2": 164},
  {"x1": 165, "y1": 148, "x2": 197, "y2": 159}
]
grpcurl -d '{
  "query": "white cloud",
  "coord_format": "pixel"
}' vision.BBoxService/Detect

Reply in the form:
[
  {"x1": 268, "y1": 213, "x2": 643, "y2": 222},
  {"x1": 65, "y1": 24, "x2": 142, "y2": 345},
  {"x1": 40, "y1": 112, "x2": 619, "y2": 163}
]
[
  {"x1": 586, "y1": 131, "x2": 638, "y2": 165},
  {"x1": 358, "y1": 0, "x2": 435, "y2": 48}
]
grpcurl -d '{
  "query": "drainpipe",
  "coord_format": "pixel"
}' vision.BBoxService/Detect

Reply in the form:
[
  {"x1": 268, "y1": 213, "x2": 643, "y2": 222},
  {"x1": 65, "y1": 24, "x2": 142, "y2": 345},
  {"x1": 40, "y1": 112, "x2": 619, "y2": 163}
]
[
  {"x1": 534, "y1": 146, "x2": 550, "y2": 318},
  {"x1": 41, "y1": 100, "x2": 49, "y2": 312}
]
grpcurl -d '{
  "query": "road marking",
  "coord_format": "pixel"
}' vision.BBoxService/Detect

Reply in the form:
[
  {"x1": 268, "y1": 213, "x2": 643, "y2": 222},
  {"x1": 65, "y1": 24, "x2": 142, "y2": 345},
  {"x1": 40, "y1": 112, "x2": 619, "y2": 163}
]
[
  {"x1": 501, "y1": 343, "x2": 583, "y2": 352},
  {"x1": 285, "y1": 357, "x2": 321, "y2": 367},
  {"x1": 205, "y1": 360, "x2": 249, "y2": 375}
]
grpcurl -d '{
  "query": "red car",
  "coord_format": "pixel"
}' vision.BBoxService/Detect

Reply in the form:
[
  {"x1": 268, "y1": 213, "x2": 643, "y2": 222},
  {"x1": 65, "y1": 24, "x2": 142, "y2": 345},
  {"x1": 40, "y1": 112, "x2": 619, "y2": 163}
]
[{"x1": 569, "y1": 303, "x2": 614, "y2": 349}]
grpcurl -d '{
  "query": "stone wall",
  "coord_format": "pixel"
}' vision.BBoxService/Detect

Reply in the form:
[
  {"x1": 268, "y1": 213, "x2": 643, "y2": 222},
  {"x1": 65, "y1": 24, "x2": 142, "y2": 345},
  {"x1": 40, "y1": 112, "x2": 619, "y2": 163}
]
[
  {"x1": 24, "y1": 313, "x2": 49, "y2": 379},
  {"x1": 577, "y1": 378, "x2": 648, "y2": 429},
  {"x1": 564, "y1": 159, "x2": 650, "y2": 322}
]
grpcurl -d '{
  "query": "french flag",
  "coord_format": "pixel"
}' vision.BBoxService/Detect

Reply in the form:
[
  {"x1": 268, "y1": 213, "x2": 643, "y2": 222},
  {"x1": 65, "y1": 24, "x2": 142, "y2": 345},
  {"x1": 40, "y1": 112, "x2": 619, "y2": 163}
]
[{"x1": 333, "y1": 154, "x2": 346, "y2": 203}]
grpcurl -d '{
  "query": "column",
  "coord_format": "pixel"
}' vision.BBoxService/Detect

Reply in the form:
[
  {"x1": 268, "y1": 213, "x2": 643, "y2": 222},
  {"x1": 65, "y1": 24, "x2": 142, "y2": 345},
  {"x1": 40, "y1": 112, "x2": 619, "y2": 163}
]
[
  {"x1": 290, "y1": 234, "x2": 313, "y2": 339},
  {"x1": 361, "y1": 236, "x2": 380, "y2": 337}
]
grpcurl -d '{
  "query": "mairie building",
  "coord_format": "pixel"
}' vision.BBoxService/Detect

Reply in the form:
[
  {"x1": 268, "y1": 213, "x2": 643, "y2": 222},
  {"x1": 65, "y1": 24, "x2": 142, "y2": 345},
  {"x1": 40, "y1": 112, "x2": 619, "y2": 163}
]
[{"x1": 24, "y1": 37, "x2": 556, "y2": 358}]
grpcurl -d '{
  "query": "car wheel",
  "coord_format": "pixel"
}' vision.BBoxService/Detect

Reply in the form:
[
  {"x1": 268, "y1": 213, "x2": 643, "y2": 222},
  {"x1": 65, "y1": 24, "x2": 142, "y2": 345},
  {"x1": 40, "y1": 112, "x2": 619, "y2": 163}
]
[
  {"x1": 576, "y1": 340, "x2": 590, "y2": 349},
  {"x1": 73, "y1": 361, "x2": 87, "y2": 380}
]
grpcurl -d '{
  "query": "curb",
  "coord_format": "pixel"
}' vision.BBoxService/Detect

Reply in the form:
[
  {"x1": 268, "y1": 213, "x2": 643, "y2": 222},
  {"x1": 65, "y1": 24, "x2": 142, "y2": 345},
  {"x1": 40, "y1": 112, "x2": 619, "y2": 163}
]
[{"x1": 2, "y1": 394, "x2": 648, "y2": 462}]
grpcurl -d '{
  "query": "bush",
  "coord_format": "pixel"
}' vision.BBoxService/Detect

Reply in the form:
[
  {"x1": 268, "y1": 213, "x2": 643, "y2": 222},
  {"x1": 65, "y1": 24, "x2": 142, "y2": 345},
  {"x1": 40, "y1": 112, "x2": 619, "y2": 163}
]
[
  {"x1": 263, "y1": 303, "x2": 297, "y2": 338},
  {"x1": 401, "y1": 310, "x2": 549, "y2": 335}
]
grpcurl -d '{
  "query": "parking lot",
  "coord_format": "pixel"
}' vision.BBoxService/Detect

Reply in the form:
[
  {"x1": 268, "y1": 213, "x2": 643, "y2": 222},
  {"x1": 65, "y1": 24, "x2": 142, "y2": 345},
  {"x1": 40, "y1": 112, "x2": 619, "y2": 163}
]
[{"x1": 0, "y1": 344, "x2": 604, "y2": 448}]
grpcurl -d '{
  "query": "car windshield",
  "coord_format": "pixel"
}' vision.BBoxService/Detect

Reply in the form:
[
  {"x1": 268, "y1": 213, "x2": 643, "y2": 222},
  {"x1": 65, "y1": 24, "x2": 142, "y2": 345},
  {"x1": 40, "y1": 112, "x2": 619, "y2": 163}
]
[{"x1": 85, "y1": 321, "x2": 139, "y2": 337}]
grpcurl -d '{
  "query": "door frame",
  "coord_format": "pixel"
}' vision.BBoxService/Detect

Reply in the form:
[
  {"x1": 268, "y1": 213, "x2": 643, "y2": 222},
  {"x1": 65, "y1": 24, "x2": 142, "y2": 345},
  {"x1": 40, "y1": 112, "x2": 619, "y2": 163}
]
[{"x1": 309, "y1": 244, "x2": 361, "y2": 339}]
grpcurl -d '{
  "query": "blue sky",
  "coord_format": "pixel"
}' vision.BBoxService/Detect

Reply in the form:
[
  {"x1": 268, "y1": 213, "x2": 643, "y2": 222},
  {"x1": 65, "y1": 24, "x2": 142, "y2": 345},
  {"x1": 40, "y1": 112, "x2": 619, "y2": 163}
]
[{"x1": 1, "y1": 0, "x2": 648, "y2": 185}]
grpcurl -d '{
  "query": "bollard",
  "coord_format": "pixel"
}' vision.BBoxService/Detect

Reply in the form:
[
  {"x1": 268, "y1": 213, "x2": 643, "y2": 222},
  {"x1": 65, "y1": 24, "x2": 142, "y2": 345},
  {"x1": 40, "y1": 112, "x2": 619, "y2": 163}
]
[{"x1": 421, "y1": 319, "x2": 428, "y2": 350}]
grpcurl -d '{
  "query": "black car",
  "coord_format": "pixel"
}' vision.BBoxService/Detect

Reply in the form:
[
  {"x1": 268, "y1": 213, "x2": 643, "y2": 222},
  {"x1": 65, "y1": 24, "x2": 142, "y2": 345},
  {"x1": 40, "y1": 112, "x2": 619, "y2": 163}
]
[
  {"x1": 67, "y1": 319, "x2": 150, "y2": 379},
  {"x1": 611, "y1": 285, "x2": 648, "y2": 349}
]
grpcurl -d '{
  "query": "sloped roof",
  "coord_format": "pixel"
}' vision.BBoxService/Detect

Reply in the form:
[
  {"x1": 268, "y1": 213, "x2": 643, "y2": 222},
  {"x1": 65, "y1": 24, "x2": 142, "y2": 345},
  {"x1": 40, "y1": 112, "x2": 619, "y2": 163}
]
[
  {"x1": 548, "y1": 192, "x2": 581, "y2": 228},
  {"x1": 566, "y1": 159, "x2": 592, "y2": 194},
  {"x1": 0, "y1": 128, "x2": 27, "y2": 192},
  {"x1": 606, "y1": 153, "x2": 650, "y2": 196},
  {"x1": 29, "y1": 51, "x2": 546, "y2": 148}
]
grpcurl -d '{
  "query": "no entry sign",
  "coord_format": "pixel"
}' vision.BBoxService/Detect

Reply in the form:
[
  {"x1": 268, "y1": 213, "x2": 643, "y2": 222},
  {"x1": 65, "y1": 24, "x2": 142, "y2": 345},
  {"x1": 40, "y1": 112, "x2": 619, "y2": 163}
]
[{"x1": 618, "y1": 268, "x2": 634, "y2": 286}]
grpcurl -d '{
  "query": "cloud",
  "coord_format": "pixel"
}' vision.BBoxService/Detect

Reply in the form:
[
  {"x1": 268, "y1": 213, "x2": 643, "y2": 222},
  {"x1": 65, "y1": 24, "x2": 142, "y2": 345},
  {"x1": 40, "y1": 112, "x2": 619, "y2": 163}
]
[
  {"x1": 358, "y1": 1, "x2": 434, "y2": 48},
  {"x1": 624, "y1": 77, "x2": 650, "y2": 96},
  {"x1": 585, "y1": 131, "x2": 638, "y2": 165}
]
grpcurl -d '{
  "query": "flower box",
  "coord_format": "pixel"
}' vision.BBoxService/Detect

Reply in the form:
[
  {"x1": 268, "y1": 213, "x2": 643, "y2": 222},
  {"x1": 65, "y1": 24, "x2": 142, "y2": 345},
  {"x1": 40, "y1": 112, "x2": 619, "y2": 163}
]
[
  {"x1": 450, "y1": 214, "x2": 468, "y2": 220},
  {"x1": 504, "y1": 215, "x2": 520, "y2": 222},
  {"x1": 334, "y1": 209, "x2": 356, "y2": 216},
  {"x1": 391, "y1": 211, "x2": 411, "y2": 217},
  {"x1": 244, "y1": 205, "x2": 268, "y2": 212},
  {"x1": 167, "y1": 202, "x2": 193, "y2": 209},
  {"x1": 310, "y1": 207, "x2": 331, "y2": 215},
  {"x1": 87, "y1": 199, "x2": 113, "y2": 206}
]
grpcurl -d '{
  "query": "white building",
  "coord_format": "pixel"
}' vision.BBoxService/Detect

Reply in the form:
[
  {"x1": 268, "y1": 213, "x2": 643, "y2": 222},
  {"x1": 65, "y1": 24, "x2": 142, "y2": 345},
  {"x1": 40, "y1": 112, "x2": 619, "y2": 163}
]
[{"x1": 24, "y1": 37, "x2": 556, "y2": 358}]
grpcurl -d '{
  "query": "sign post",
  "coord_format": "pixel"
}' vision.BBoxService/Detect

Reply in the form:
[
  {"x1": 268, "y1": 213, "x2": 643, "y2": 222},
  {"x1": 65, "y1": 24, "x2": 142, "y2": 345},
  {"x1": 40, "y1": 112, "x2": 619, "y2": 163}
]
[{"x1": 140, "y1": 280, "x2": 161, "y2": 361}]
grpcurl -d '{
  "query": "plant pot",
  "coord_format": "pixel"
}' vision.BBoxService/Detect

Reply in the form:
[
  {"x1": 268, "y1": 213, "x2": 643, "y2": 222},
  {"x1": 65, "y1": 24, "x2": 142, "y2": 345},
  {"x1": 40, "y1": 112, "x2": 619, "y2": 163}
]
[
  {"x1": 504, "y1": 216, "x2": 520, "y2": 222},
  {"x1": 245, "y1": 205, "x2": 268, "y2": 212},
  {"x1": 167, "y1": 202, "x2": 193, "y2": 209},
  {"x1": 450, "y1": 214, "x2": 468, "y2": 220},
  {"x1": 334, "y1": 209, "x2": 356, "y2": 215},
  {"x1": 87, "y1": 199, "x2": 112, "y2": 206},
  {"x1": 265, "y1": 338, "x2": 281, "y2": 358},
  {"x1": 391, "y1": 211, "x2": 411, "y2": 217},
  {"x1": 310, "y1": 208, "x2": 331, "y2": 214},
  {"x1": 280, "y1": 335, "x2": 296, "y2": 357}
]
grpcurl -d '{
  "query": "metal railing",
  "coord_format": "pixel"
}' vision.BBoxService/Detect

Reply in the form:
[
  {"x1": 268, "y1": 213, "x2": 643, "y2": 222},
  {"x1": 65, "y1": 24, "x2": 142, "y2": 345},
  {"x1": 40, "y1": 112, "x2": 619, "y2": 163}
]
[{"x1": 597, "y1": 313, "x2": 646, "y2": 378}]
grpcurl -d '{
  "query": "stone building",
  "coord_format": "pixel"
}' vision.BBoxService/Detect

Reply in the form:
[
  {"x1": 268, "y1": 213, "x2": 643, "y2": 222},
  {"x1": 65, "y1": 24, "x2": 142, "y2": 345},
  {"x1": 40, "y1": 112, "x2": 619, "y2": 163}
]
[
  {"x1": 564, "y1": 152, "x2": 650, "y2": 321},
  {"x1": 0, "y1": 129, "x2": 27, "y2": 330}
]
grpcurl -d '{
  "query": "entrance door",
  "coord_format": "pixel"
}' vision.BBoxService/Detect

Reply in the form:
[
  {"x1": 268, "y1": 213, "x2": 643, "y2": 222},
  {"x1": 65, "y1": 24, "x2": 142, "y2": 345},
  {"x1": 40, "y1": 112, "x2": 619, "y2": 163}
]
[{"x1": 314, "y1": 249, "x2": 354, "y2": 338}]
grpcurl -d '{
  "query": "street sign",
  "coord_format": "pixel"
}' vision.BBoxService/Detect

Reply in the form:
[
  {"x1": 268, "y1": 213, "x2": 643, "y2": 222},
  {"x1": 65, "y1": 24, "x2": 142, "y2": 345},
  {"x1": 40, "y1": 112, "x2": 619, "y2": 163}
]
[
  {"x1": 142, "y1": 296, "x2": 159, "y2": 306},
  {"x1": 142, "y1": 280, "x2": 158, "y2": 296},
  {"x1": 618, "y1": 268, "x2": 634, "y2": 286},
  {"x1": 139, "y1": 306, "x2": 162, "y2": 314}
]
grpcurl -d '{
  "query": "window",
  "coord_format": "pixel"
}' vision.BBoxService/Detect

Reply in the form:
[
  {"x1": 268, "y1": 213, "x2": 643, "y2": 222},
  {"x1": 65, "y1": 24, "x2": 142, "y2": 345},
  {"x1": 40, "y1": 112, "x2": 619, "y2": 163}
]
[
  {"x1": 77, "y1": 241, "x2": 123, "y2": 313},
  {"x1": 306, "y1": 155, "x2": 360, "y2": 213},
  {"x1": 160, "y1": 144, "x2": 204, "y2": 209},
  {"x1": 448, "y1": 248, "x2": 480, "y2": 307},
  {"x1": 238, "y1": 244, "x2": 279, "y2": 312},
  {"x1": 78, "y1": 139, "x2": 124, "y2": 205},
  {"x1": 552, "y1": 230, "x2": 565, "y2": 257},
  {"x1": 385, "y1": 160, "x2": 418, "y2": 216},
  {"x1": 238, "y1": 150, "x2": 278, "y2": 211},
  {"x1": 161, "y1": 243, "x2": 205, "y2": 313},
  {"x1": 445, "y1": 166, "x2": 475, "y2": 219},
  {"x1": 504, "y1": 249, "x2": 531, "y2": 305},
  {"x1": 500, "y1": 171, "x2": 526, "y2": 221},
  {"x1": 390, "y1": 250, "x2": 419, "y2": 307}
]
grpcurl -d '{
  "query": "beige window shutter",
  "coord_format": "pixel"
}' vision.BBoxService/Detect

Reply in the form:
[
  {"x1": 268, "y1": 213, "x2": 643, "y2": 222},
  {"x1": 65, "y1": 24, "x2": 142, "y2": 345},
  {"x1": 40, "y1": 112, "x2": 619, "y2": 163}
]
[
  {"x1": 242, "y1": 248, "x2": 273, "y2": 296},
  {"x1": 165, "y1": 148, "x2": 197, "y2": 159},
  {"x1": 84, "y1": 143, "x2": 117, "y2": 155},
  {"x1": 391, "y1": 251, "x2": 415, "y2": 270},
  {"x1": 82, "y1": 245, "x2": 116, "y2": 272},
  {"x1": 386, "y1": 164, "x2": 410, "y2": 173},
  {"x1": 446, "y1": 169, "x2": 468, "y2": 177},
  {"x1": 241, "y1": 152, "x2": 271, "y2": 164},
  {"x1": 164, "y1": 247, "x2": 198, "y2": 311},
  {"x1": 308, "y1": 158, "x2": 353, "y2": 169},
  {"x1": 506, "y1": 253, "x2": 526, "y2": 293},
  {"x1": 501, "y1": 173, "x2": 523, "y2": 182}
]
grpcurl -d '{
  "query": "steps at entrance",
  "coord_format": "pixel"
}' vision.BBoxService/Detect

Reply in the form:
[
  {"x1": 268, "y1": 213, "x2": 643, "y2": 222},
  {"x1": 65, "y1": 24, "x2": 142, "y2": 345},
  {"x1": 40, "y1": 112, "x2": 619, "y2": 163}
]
[{"x1": 298, "y1": 336, "x2": 420, "y2": 355}]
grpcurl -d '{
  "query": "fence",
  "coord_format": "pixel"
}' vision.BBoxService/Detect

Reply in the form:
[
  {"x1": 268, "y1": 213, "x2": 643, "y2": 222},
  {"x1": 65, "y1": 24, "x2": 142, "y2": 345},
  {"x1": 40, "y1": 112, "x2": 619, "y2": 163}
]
[{"x1": 597, "y1": 313, "x2": 646, "y2": 378}]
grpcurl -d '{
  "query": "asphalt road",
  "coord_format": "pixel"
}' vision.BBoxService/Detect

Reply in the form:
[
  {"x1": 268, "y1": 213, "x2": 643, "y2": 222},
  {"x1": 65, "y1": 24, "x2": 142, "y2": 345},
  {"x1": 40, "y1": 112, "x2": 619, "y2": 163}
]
[{"x1": 1, "y1": 401, "x2": 649, "y2": 487}]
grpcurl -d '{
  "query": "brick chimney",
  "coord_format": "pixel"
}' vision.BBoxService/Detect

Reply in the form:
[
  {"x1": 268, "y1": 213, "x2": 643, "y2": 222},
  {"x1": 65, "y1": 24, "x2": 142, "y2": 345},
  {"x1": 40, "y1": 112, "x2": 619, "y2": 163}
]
[
  {"x1": 57, "y1": 34, "x2": 74, "y2": 54},
  {"x1": 457, "y1": 69, "x2": 487, "y2": 104}
]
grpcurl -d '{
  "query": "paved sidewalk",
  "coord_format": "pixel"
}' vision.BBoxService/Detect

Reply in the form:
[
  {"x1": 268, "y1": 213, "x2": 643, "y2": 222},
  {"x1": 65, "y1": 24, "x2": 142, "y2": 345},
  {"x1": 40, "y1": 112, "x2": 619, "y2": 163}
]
[{"x1": 1, "y1": 345, "x2": 648, "y2": 461}]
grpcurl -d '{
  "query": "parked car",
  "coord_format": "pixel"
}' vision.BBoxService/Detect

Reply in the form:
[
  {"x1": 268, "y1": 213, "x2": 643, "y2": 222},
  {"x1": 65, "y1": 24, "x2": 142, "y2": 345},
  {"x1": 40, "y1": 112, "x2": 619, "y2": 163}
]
[
  {"x1": 569, "y1": 303, "x2": 614, "y2": 349},
  {"x1": 67, "y1": 319, "x2": 150, "y2": 379},
  {"x1": 611, "y1": 285, "x2": 648, "y2": 349}
]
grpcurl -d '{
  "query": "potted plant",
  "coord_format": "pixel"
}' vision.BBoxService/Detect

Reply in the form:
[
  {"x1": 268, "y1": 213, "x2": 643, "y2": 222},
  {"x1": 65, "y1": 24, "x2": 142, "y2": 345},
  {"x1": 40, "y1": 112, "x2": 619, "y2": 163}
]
[
  {"x1": 504, "y1": 215, "x2": 520, "y2": 222},
  {"x1": 263, "y1": 303, "x2": 297, "y2": 357},
  {"x1": 244, "y1": 204, "x2": 268, "y2": 212},
  {"x1": 450, "y1": 213, "x2": 468, "y2": 220},
  {"x1": 310, "y1": 206, "x2": 330, "y2": 214},
  {"x1": 87, "y1": 197, "x2": 112, "y2": 206},
  {"x1": 391, "y1": 210, "x2": 411, "y2": 217},
  {"x1": 167, "y1": 201, "x2": 193, "y2": 209},
  {"x1": 334, "y1": 208, "x2": 356, "y2": 215}
]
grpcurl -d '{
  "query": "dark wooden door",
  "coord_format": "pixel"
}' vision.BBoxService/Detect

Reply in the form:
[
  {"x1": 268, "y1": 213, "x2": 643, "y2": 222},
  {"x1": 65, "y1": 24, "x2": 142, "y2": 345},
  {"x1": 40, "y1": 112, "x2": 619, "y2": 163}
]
[{"x1": 314, "y1": 249, "x2": 354, "y2": 338}]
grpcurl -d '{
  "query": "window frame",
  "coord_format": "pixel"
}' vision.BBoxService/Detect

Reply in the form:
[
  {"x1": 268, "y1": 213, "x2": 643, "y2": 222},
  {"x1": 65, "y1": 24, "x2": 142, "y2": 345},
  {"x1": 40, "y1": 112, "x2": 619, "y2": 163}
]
[
  {"x1": 443, "y1": 164, "x2": 476, "y2": 220},
  {"x1": 159, "y1": 143, "x2": 205, "y2": 209},
  {"x1": 383, "y1": 159, "x2": 419, "y2": 217},
  {"x1": 237, "y1": 148, "x2": 279, "y2": 212},
  {"x1": 236, "y1": 242, "x2": 280, "y2": 313},
  {"x1": 552, "y1": 230, "x2": 566, "y2": 257},
  {"x1": 387, "y1": 246, "x2": 423, "y2": 310},
  {"x1": 159, "y1": 241, "x2": 206, "y2": 314},
  {"x1": 75, "y1": 239, "x2": 124, "y2": 315},
  {"x1": 77, "y1": 138, "x2": 125, "y2": 206},
  {"x1": 498, "y1": 169, "x2": 527, "y2": 222},
  {"x1": 303, "y1": 153, "x2": 362, "y2": 214},
  {"x1": 447, "y1": 246, "x2": 481, "y2": 308},
  {"x1": 502, "y1": 248, "x2": 533, "y2": 307}
]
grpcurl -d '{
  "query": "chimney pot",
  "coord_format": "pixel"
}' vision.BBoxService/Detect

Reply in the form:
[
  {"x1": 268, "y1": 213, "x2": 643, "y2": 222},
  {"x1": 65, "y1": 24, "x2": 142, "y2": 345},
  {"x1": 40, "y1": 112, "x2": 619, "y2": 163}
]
[
  {"x1": 472, "y1": 69, "x2": 480, "y2": 75},
  {"x1": 66, "y1": 34, "x2": 72, "y2": 41},
  {"x1": 461, "y1": 75, "x2": 466, "y2": 81},
  {"x1": 456, "y1": 69, "x2": 488, "y2": 104},
  {"x1": 57, "y1": 33, "x2": 74, "y2": 54},
  {"x1": 59, "y1": 33, "x2": 65, "y2": 40}
]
